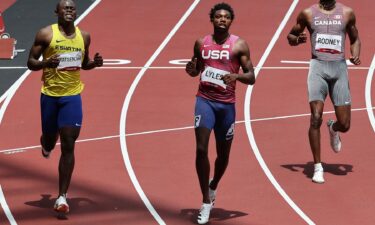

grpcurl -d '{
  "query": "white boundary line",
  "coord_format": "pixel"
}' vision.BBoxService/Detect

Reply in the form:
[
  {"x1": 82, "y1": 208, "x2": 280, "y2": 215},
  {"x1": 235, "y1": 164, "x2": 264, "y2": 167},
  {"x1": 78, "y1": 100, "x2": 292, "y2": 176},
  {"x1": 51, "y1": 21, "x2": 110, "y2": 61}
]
[
  {"x1": 0, "y1": 66, "x2": 373, "y2": 71},
  {"x1": 0, "y1": 1, "x2": 102, "y2": 224},
  {"x1": 244, "y1": 0, "x2": 315, "y2": 224},
  {"x1": 365, "y1": 54, "x2": 375, "y2": 132},
  {"x1": 0, "y1": 185, "x2": 16, "y2": 225},
  {"x1": 119, "y1": 1, "x2": 200, "y2": 224},
  {"x1": 2, "y1": 106, "x2": 374, "y2": 155}
]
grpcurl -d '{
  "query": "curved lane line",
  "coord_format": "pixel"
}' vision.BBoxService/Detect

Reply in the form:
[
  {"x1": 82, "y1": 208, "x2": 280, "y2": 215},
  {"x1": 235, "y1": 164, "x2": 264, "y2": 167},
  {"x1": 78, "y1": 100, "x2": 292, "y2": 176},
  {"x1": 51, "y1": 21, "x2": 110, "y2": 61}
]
[
  {"x1": 365, "y1": 55, "x2": 375, "y2": 132},
  {"x1": 244, "y1": 0, "x2": 315, "y2": 224},
  {"x1": 0, "y1": 185, "x2": 16, "y2": 225},
  {"x1": 118, "y1": 1, "x2": 200, "y2": 224},
  {"x1": 0, "y1": 1, "x2": 102, "y2": 224}
]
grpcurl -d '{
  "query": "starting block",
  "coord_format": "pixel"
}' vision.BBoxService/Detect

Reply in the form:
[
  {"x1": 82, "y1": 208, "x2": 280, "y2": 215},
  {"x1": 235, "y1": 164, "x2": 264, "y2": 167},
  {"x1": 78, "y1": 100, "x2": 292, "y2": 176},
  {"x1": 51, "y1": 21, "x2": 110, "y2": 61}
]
[
  {"x1": 0, "y1": 37, "x2": 16, "y2": 59},
  {"x1": 0, "y1": 11, "x2": 17, "y2": 59}
]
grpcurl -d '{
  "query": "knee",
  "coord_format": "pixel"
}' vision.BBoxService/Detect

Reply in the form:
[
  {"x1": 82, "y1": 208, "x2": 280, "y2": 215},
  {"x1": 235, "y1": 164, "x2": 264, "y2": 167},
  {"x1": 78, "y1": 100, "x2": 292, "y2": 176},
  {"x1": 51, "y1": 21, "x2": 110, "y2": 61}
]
[
  {"x1": 196, "y1": 144, "x2": 208, "y2": 158},
  {"x1": 310, "y1": 114, "x2": 322, "y2": 129},
  {"x1": 338, "y1": 120, "x2": 350, "y2": 132}
]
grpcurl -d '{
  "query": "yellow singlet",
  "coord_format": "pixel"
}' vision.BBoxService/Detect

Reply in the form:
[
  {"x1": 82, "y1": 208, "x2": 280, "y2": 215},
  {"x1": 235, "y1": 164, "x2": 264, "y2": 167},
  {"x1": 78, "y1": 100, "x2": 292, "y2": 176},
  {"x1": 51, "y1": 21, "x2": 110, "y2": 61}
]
[{"x1": 42, "y1": 24, "x2": 85, "y2": 96}]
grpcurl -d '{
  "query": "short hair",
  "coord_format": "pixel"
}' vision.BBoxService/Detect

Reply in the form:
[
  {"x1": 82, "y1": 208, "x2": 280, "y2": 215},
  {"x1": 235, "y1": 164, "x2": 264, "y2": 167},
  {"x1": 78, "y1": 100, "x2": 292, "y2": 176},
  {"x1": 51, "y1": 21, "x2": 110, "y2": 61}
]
[
  {"x1": 209, "y1": 2, "x2": 235, "y2": 21},
  {"x1": 56, "y1": 0, "x2": 75, "y2": 12}
]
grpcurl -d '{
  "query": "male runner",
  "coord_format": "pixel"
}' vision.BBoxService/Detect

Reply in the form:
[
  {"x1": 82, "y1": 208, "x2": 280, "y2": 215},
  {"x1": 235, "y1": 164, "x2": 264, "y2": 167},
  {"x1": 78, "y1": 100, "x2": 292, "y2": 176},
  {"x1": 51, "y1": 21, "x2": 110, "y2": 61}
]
[
  {"x1": 27, "y1": 0, "x2": 103, "y2": 213},
  {"x1": 287, "y1": 0, "x2": 361, "y2": 183},
  {"x1": 186, "y1": 2, "x2": 255, "y2": 224}
]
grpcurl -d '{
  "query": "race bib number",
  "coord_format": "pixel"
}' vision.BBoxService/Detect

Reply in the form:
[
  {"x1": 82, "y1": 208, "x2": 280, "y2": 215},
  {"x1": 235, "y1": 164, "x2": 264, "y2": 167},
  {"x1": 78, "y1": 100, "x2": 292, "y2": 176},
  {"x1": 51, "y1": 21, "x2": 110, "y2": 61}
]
[
  {"x1": 315, "y1": 33, "x2": 342, "y2": 54},
  {"x1": 201, "y1": 66, "x2": 229, "y2": 89},
  {"x1": 57, "y1": 51, "x2": 82, "y2": 71}
]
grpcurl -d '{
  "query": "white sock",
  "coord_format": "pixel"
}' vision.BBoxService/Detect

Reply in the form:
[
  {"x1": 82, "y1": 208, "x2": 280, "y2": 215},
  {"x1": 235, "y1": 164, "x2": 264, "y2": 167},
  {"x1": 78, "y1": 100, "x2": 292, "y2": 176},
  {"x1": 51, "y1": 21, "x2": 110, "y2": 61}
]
[{"x1": 314, "y1": 163, "x2": 323, "y2": 171}]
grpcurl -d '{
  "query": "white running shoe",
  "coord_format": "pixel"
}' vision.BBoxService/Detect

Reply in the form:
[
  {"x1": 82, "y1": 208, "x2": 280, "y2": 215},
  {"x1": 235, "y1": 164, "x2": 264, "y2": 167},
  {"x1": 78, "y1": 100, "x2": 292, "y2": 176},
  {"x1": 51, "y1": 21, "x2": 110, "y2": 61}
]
[
  {"x1": 327, "y1": 119, "x2": 341, "y2": 153},
  {"x1": 197, "y1": 203, "x2": 212, "y2": 224},
  {"x1": 312, "y1": 163, "x2": 325, "y2": 184},
  {"x1": 209, "y1": 179, "x2": 216, "y2": 205},
  {"x1": 54, "y1": 194, "x2": 69, "y2": 213}
]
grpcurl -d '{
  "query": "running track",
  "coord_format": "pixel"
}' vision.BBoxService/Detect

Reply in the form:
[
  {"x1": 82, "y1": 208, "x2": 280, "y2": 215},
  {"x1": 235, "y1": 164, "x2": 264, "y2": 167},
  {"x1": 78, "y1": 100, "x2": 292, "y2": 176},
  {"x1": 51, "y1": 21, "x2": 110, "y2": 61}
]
[{"x1": 1, "y1": 0, "x2": 375, "y2": 224}]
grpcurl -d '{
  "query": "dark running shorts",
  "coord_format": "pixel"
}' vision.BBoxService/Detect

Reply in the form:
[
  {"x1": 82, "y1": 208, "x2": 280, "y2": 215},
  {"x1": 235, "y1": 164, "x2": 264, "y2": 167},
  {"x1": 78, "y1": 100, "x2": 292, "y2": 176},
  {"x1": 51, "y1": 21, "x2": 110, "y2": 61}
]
[{"x1": 40, "y1": 93, "x2": 83, "y2": 134}]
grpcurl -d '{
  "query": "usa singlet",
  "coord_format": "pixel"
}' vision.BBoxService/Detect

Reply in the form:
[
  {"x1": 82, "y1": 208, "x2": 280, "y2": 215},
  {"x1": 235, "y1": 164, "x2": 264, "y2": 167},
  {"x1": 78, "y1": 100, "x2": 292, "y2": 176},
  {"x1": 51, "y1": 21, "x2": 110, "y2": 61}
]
[
  {"x1": 197, "y1": 34, "x2": 240, "y2": 103},
  {"x1": 310, "y1": 3, "x2": 346, "y2": 61},
  {"x1": 42, "y1": 24, "x2": 85, "y2": 96}
]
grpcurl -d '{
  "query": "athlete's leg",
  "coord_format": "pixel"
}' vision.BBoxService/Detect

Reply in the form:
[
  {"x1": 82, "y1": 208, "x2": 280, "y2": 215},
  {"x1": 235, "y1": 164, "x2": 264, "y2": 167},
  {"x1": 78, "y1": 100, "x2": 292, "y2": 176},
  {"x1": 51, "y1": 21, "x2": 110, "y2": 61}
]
[
  {"x1": 333, "y1": 105, "x2": 351, "y2": 132},
  {"x1": 56, "y1": 95, "x2": 83, "y2": 196},
  {"x1": 195, "y1": 127, "x2": 211, "y2": 204},
  {"x1": 210, "y1": 138, "x2": 232, "y2": 190},
  {"x1": 40, "y1": 94, "x2": 59, "y2": 152},
  {"x1": 309, "y1": 100, "x2": 324, "y2": 163},
  {"x1": 58, "y1": 126, "x2": 80, "y2": 196}
]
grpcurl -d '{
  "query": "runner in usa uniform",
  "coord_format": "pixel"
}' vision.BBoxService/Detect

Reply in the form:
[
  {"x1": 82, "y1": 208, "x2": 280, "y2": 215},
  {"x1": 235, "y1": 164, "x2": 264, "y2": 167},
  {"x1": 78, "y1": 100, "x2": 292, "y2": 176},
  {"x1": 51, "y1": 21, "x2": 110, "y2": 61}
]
[
  {"x1": 287, "y1": 0, "x2": 361, "y2": 184},
  {"x1": 27, "y1": 0, "x2": 103, "y2": 214},
  {"x1": 185, "y1": 3, "x2": 255, "y2": 224}
]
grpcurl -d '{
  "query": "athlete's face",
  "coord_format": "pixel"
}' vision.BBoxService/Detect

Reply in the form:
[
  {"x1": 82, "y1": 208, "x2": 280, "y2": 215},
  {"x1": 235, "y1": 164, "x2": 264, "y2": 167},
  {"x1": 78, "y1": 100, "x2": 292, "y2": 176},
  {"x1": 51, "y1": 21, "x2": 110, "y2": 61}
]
[
  {"x1": 212, "y1": 10, "x2": 232, "y2": 31},
  {"x1": 319, "y1": 0, "x2": 336, "y2": 10},
  {"x1": 56, "y1": 0, "x2": 77, "y2": 23}
]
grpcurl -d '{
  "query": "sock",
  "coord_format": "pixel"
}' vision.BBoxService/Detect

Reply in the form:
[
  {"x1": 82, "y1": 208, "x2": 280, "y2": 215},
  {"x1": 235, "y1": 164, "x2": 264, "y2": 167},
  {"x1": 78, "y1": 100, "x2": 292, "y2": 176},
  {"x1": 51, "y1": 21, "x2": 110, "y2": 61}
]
[{"x1": 314, "y1": 163, "x2": 323, "y2": 171}]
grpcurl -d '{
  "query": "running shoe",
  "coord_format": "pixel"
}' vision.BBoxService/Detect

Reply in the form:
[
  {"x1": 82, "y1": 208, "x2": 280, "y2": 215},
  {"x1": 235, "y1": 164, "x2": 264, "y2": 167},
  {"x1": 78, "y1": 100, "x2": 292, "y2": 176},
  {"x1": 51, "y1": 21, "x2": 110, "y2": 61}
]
[
  {"x1": 197, "y1": 203, "x2": 212, "y2": 224},
  {"x1": 54, "y1": 194, "x2": 69, "y2": 213},
  {"x1": 312, "y1": 164, "x2": 325, "y2": 184},
  {"x1": 209, "y1": 179, "x2": 216, "y2": 205},
  {"x1": 40, "y1": 136, "x2": 52, "y2": 159},
  {"x1": 327, "y1": 119, "x2": 341, "y2": 153}
]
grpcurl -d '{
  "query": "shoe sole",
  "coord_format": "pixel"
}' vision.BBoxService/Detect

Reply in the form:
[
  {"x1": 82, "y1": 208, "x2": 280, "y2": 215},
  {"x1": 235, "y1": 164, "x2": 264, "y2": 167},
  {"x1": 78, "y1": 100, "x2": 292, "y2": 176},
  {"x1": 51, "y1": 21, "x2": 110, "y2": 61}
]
[
  {"x1": 54, "y1": 205, "x2": 69, "y2": 213},
  {"x1": 312, "y1": 179, "x2": 325, "y2": 184}
]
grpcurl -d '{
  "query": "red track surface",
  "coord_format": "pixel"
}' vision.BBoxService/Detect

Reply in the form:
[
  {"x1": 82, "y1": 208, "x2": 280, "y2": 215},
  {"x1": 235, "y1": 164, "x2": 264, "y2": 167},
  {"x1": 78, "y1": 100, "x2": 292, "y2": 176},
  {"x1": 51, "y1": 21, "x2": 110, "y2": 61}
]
[{"x1": 0, "y1": 0, "x2": 375, "y2": 224}]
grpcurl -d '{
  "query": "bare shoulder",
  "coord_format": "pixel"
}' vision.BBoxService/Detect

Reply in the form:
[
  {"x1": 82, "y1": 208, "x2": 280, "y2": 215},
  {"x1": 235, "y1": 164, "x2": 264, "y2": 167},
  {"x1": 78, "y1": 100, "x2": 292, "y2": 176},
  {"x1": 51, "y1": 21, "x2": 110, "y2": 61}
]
[
  {"x1": 35, "y1": 25, "x2": 53, "y2": 45},
  {"x1": 233, "y1": 37, "x2": 249, "y2": 53},
  {"x1": 342, "y1": 4, "x2": 355, "y2": 21},
  {"x1": 79, "y1": 29, "x2": 91, "y2": 39},
  {"x1": 195, "y1": 37, "x2": 204, "y2": 47},
  {"x1": 299, "y1": 7, "x2": 312, "y2": 21}
]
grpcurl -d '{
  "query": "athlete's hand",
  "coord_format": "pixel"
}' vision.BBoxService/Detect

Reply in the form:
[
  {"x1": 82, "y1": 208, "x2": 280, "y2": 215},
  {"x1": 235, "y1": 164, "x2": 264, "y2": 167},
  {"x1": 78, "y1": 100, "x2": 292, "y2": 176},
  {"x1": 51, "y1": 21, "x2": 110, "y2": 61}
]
[
  {"x1": 349, "y1": 56, "x2": 361, "y2": 65},
  {"x1": 45, "y1": 55, "x2": 60, "y2": 68},
  {"x1": 221, "y1": 73, "x2": 238, "y2": 84},
  {"x1": 93, "y1": 53, "x2": 103, "y2": 67},
  {"x1": 186, "y1": 58, "x2": 199, "y2": 76},
  {"x1": 296, "y1": 32, "x2": 307, "y2": 45}
]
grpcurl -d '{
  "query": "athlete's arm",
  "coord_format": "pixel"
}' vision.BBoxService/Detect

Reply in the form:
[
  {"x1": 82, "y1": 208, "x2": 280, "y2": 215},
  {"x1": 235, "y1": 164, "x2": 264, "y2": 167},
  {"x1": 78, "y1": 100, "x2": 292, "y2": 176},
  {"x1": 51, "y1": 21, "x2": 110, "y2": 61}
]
[
  {"x1": 287, "y1": 9, "x2": 310, "y2": 46},
  {"x1": 27, "y1": 26, "x2": 59, "y2": 71},
  {"x1": 81, "y1": 31, "x2": 103, "y2": 70},
  {"x1": 221, "y1": 39, "x2": 255, "y2": 85},
  {"x1": 346, "y1": 8, "x2": 361, "y2": 65},
  {"x1": 185, "y1": 39, "x2": 204, "y2": 77}
]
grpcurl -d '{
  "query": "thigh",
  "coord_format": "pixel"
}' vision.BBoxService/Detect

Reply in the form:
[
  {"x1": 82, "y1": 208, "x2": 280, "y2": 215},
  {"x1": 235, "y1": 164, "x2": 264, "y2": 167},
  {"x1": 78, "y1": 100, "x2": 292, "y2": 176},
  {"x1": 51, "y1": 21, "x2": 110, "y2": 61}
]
[
  {"x1": 58, "y1": 94, "x2": 83, "y2": 129},
  {"x1": 194, "y1": 96, "x2": 215, "y2": 130},
  {"x1": 213, "y1": 103, "x2": 235, "y2": 141},
  {"x1": 329, "y1": 61, "x2": 351, "y2": 106},
  {"x1": 40, "y1": 94, "x2": 59, "y2": 134},
  {"x1": 308, "y1": 60, "x2": 329, "y2": 103}
]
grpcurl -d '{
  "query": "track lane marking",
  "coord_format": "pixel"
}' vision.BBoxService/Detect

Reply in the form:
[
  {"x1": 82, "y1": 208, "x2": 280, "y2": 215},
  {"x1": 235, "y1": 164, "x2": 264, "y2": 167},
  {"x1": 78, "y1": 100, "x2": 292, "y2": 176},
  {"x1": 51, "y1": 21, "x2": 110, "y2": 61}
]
[
  {"x1": 365, "y1": 54, "x2": 375, "y2": 132},
  {"x1": 0, "y1": 185, "x2": 16, "y2": 225},
  {"x1": 244, "y1": 0, "x2": 316, "y2": 224},
  {"x1": 3, "y1": 106, "x2": 374, "y2": 155},
  {"x1": 118, "y1": 1, "x2": 200, "y2": 224}
]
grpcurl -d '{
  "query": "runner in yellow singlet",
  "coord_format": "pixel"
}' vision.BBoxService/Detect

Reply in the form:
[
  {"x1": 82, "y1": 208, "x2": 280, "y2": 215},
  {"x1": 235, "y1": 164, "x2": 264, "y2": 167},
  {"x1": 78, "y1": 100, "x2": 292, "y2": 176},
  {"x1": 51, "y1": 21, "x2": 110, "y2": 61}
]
[{"x1": 27, "y1": 0, "x2": 103, "y2": 214}]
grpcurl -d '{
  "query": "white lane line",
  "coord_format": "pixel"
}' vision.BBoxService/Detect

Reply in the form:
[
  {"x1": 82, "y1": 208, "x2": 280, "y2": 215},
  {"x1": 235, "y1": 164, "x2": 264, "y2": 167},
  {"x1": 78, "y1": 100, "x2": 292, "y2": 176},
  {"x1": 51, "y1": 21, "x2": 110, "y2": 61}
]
[
  {"x1": 365, "y1": 54, "x2": 375, "y2": 132},
  {"x1": 0, "y1": 66, "x2": 372, "y2": 72},
  {"x1": 244, "y1": 0, "x2": 315, "y2": 224},
  {"x1": 0, "y1": 185, "x2": 16, "y2": 225},
  {"x1": 118, "y1": 1, "x2": 200, "y2": 224},
  {"x1": 4, "y1": 105, "x2": 374, "y2": 155},
  {"x1": 0, "y1": 1, "x2": 102, "y2": 224}
]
